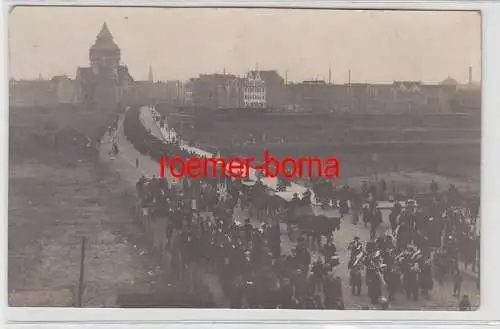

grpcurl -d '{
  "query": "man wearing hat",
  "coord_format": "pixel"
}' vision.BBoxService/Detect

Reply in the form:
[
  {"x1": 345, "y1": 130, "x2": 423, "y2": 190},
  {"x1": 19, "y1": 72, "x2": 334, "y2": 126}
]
[{"x1": 294, "y1": 236, "x2": 311, "y2": 272}]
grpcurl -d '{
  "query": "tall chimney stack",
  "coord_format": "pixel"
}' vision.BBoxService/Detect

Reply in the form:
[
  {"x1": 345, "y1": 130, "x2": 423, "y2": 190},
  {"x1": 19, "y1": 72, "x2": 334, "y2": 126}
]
[
  {"x1": 469, "y1": 66, "x2": 472, "y2": 84},
  {"x1": 148, "y1": 65, "x2": 153, "y2": 82}
]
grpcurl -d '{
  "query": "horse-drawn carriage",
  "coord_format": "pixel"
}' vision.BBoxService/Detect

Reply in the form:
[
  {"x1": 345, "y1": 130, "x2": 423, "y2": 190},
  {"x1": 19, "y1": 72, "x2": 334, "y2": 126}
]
[{"x1": 291, "y1": 213, "x2": 341, "y2": 242}]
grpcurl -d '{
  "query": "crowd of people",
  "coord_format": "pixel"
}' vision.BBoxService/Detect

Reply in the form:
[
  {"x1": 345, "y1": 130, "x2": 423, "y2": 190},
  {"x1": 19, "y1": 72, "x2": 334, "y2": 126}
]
[{"x1": 123, "y1": 106, "x2": 479, "y2": 310}]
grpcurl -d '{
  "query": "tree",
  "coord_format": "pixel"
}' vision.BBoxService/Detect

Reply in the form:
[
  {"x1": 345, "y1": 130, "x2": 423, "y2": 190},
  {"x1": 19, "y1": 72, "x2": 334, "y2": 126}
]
[{"x1": 430, "y1": 180, "x2": 439, "y2": 194}]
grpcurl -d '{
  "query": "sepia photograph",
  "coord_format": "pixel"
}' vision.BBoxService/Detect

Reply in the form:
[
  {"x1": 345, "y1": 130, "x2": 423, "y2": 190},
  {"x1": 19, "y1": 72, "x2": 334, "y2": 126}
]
[{"x1": 8, "y1": 7, "x2": 481, "y2": 310}]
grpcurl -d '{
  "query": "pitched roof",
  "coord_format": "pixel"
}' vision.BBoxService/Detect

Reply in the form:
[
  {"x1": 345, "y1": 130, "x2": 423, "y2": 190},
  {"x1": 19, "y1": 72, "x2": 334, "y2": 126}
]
[
  {"x1": 91, "y1": 22, "x2": 120, "y2": 51},
  {"x1": 249, "y1": 70, "x2": 284, "y2": 84},
  {"x1": 247, "y1": 71, "x2": 262, "y2": 81},
  {"x1": 97, "y1": 22, "x2": 113, "y2": 41}
]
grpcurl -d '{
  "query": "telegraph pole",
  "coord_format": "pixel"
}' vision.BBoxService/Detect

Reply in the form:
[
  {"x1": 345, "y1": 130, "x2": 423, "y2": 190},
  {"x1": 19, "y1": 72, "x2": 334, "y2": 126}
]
[
  {"x1": 348, "y1": 69, "x2": 352, "y2": 111},
  {"x1": 76, "y1": 236, "x2": 87, "y2": 307}
]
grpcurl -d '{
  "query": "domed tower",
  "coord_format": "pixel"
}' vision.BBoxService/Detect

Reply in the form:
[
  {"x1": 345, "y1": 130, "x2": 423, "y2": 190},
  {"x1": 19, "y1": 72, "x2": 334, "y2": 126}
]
[
  {"x1": 89, "y1": 22, "x2": 120, "y2": 78},
  {"x1": 86, "y1": 22, "x2": 122, "y2": 110}
]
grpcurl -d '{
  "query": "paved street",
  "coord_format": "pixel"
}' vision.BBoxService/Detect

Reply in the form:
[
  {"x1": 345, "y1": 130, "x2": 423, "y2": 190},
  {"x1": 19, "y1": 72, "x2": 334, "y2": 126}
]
[{"x1": 108, "y1": 107, "x2": 479, "y2": 310}]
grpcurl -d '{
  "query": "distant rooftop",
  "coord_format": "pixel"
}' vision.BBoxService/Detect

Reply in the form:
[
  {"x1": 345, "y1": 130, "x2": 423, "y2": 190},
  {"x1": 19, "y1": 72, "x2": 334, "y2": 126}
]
[{"x1": 441, "y1": 77, "x2": 458, "y2": 86}]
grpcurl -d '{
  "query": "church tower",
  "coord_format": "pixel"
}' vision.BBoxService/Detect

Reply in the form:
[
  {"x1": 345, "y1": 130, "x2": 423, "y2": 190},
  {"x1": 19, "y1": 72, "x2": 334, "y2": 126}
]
[
  {"x1": 88, "y1": 23, "x2": 121, "y2": 110},
  {"x1": 89, "y1": 23, "x2": 120, "y2": 78},
  {"x1": 76, "y1": 22, "x2": 133, "y2": 110}
]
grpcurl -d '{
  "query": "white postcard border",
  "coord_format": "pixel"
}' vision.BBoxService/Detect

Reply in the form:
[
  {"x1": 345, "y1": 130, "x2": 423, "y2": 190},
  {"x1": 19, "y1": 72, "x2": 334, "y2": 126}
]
[{"x1": 3, "y1": 0, "x2": 499, "y2": 325}]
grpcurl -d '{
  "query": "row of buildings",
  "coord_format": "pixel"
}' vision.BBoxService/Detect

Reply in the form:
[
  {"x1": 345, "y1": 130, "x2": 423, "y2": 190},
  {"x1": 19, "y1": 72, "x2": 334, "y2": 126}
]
[
  {"x1": 124, "y1": 67, "x2": 480, "y2": 113},
  {"x1": 183, "y1": 70, "x2": 480, "y2": 113},
  {"x1": 9, "y1": 22, "x2": 481, "y2": 114}
]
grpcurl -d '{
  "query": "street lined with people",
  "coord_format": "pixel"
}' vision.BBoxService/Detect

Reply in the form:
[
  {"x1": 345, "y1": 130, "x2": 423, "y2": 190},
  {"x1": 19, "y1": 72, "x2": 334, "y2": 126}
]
[{"x1": 104, "y1": 105, "x2": 480, "y2": 310}]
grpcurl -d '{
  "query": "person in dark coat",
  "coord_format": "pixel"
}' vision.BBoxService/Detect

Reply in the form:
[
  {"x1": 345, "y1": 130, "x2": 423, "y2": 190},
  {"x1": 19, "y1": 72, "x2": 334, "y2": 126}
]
[
  {"x1": 367, "y1": 271, "x2": 382, "y2": 305},
  {"x1": 323, "y1": 275, "x2": 342, "y2": 309},
  {"x1": 362, "y1": 205, "x2": 371, "y2": 228},
  {"x1": 452, "y1": 269, "x2": 463, "y2": 297},
  {"x1": 430, "y1": 180, "x2": 439, "y2": 194},
  {"x1": 389, "y1": 209, "x2": 398, "y2": 233},
  {"x1": 277, "y1": 277, "x2": 294, "y2": 309},
  {"x1": 339, "y1": 199, "x2": 349, "y2": 217},
  {"x1": 403, "y1": 264, "x2": 420, "y2": 301},
  {"x1": 349, "y1": 264, "x2": 363, "y2": 296},
  {"x1": 293, "y1": 237, "x2": 311, "y2": 271},
  {"x1": 243, "y1": 218, "x2": 253, "y2": 247},
  {"x1": 385, "y1": 267, "x2": 400, "y2": 301},
  {"x1": 459, "y1": 294, "x2": 471, "y2": 311},
  {"x1": 380, "y1": 179, "x2": 387, "y2": 197},
  {"x1": 228, "y1": 275, "x2": 245, "y2": 308},
  {"x1": 420, "y1": 259, "x2": 434, "y2": 299},
  {"x1": 267, "y1": 223, "x2": 281, "y2": 259},
  {"x1": 321, "y1": 240, "x2": 337, "y2": 263},
  {"x1": 370, "y1": 208, "x2": 382, "y2": 240}
]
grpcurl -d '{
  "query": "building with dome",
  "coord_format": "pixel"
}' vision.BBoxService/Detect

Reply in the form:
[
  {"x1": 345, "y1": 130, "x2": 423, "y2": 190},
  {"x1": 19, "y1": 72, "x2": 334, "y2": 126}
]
[
  {"x1": 75, "y1": 23, "x2": 134, "y2": 110},
  {"x1": 441, "y1": 76, "x2": 459, "y2": 86}
]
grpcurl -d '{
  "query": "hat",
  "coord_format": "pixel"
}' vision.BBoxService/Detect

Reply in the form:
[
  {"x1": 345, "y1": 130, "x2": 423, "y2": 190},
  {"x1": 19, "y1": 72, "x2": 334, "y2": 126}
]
[{"x1": 354, "y1": 236, "x2": 360, "y2": 240}]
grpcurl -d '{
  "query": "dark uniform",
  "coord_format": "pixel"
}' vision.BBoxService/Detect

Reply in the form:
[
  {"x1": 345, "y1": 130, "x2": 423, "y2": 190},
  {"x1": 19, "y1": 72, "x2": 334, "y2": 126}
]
[{"x1": 349, "y1": 265, "x2": 363, "y2": 296}]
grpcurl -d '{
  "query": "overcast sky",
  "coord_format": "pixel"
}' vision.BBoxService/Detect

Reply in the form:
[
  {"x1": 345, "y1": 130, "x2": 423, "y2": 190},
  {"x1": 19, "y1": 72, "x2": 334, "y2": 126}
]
[{"x1": 9, "y1": 7, "x2": 481, "y2": 84}]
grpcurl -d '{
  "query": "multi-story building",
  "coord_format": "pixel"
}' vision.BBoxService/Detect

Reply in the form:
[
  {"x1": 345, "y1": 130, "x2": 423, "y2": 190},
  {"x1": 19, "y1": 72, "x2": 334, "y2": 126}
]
[
  {"x1": 183, "y1": 68, "x2": 476, "y2": 114},
  {"x1": 184, "y1": 80, "x2": 193, "y2": 105},
  {"x1": 129, "y1": 81, "x2": 169, "y2": 105},
  {"x1": 285, "y1": 78, "x2": 461, "y2": 113},
  {"x1": 189, "y1": 70, "x2": 285, "y2": 109},
  {"x1": 165, "y1": 80, "x2": 196, "y2": 105},
  {"x1": 243, "y1": 71, "x2": 266, "y2": 108},
  {"x1": 191, "y1": 73, "x2": 241, "y2": 108},
  {"x1": 9, "y1": 78, "x2": 54, "y2": 107},
  {"x1": 248, "y1": 70, "x2": 285, "y2": 109},
  {"x1": 51, "y1": 75, "x2": 77, "y2": 104},
  {"x1": 287, "y1": 80, "x2": 335, "y2": 112}
]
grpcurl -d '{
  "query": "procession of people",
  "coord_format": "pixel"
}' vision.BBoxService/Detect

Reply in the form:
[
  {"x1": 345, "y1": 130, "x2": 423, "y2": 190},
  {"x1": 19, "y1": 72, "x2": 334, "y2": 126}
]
[{"x1": 124, "y1": 106, "x2": 479, "y2": 310}]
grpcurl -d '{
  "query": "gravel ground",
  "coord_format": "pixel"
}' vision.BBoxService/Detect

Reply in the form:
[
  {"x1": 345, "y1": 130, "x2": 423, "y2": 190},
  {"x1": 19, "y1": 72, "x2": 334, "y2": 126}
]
[{"x1": 8, "y1": 107, "x2": 160, "y2": 307}]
